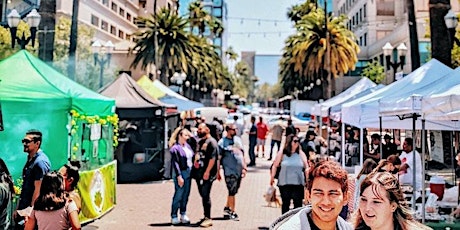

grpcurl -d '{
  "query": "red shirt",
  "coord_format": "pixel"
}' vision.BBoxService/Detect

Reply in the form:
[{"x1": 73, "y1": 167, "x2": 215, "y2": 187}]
[{"x1": 257, "y1": 122, "x2": 269, "y2": 139}]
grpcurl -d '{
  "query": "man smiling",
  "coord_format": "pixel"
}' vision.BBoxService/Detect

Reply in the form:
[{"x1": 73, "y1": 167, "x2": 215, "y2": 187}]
[{"x1": 270, "y1": 160, "x2": 352, "y2": 230}]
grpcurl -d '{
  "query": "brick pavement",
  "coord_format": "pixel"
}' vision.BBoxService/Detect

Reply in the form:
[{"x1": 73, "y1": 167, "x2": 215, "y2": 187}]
[{"x1": 83, "y1": 135, "x2": 282, "y2": 230}]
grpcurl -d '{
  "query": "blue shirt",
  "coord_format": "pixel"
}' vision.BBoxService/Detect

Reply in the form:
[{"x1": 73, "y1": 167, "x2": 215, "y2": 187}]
[{"x1": 19, "y1": 150, "x2": 51, "y2": 209}]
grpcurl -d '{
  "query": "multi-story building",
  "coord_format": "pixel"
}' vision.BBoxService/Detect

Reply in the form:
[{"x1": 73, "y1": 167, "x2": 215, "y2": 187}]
[
  {"x1": 334, "y1": 0, "x2": 460, "y2": 85},
  {"x1": 1, "y1": 0, "x2": 177, "y2": 78},
  {"x1": 178, "y1": 0, "x2": 228, "y2": 59}
]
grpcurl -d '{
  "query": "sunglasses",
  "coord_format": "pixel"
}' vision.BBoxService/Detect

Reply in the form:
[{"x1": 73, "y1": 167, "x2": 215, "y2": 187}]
[
  {"x1": 293, "y1": 139, "x2": 300, "y2": 143},
  {"x1": 22, "y1": 139, "x2": 33, "y2": 144}
]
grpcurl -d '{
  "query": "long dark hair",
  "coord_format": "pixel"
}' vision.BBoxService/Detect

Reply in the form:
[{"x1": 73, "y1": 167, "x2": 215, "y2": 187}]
[
  {"x1": 283, "y1": 134, "x2": 300, "y2": 157},
  {"x1": 33, "y1": 172, "x2": 66, "y2": 211},
  {"x1": 0, "y1": 158, "x2": 14, "y2": 195},
  {"x1": 64, "y1": 161, "x2": 81, "y2": 190}
]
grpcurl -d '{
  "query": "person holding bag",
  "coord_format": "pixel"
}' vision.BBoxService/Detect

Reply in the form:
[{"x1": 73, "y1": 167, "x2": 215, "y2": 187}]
[{"x1": 270, "y1": 134, "x2": 309, "y2": 214}]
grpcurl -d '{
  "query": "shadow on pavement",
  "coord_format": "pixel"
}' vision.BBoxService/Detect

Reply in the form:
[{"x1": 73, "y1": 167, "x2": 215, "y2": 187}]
[{"x1": 149, "y1": 222, "x2": 200, "y2": 227}]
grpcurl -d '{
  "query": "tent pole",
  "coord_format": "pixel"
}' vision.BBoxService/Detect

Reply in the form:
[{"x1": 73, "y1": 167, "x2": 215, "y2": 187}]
[
  {"x1": 379, "y1": 116, "x2": 383, "y2": 160},
  {"x1": 360, "y1": 127, "x2": 364, "y2": 166},
  {"x1": 451, "y1": 131, "x2": 455, "y2": 186},
  {"x1": 421, "y1": 119, "x2": 426, "y2": 223},
  {"x1": 412, "y1": 113, "x2": 417, "y2": 208},
  {"x1": 341, "y1": 121, "x2": 345, "y2": 168}
]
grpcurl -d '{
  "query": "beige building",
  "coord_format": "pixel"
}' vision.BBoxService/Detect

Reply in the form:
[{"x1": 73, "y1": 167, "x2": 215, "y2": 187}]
[{"x1": 334, "y1": 0, "x2": 460, "y2": 85}]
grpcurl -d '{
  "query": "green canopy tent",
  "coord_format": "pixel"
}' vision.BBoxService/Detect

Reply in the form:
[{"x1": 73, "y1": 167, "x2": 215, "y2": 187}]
[{"x1": 0, "y1": 50, "x2": 117, "y2": 222}]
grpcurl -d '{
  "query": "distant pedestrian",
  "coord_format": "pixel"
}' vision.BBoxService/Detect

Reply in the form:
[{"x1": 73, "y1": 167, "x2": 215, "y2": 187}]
[
  {"x1": 233, "y1": 115, "x2": 244, "y2": 137},
  {"x1": 399, "y1": 138, "x2": 422, "y2": 191},
  {"x1": 25, "y1": 172, "x2": 80, "y2": 230},
  {"x1": 383, "y1": 134, "x2": 398, "y2": 159},
  {"x1": 285, "y1": 118, "x2": 296, "y2": 137},
  {"x1": 0, "y1": 158, "x2": 14, "y2": 229},
  {"x1": 169, "y1": 128, "x2": 194, "y2": 225},
  {"x1": 218, "y1": 124, "x2": 247, "y2": 221},
  {"x1": 248, "y1": 116, "x2": 257, "y2": 166},
  {"x1": 256, "y1": 117, "x2": 269, "y2": 158},
  {"x1": 269, "y1": 117, "x2": 284, "y2": 161},
  {"x1": 194, "y1": 123, "x2": 219, "y2": 227},
  {"x1": 58, "y1": 161, "x2": 81, "y2": 212},
  {"x1": 14, "y1": 129, "x2": 51, "y2": 229}
]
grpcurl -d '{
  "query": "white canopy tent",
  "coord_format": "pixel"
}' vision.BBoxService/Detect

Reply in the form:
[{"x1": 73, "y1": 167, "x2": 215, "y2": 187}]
[
  {"x1": 311, "y1": 77, "x2": 377, "y2": 117},
  {"x1": 341, "y1": 59, "x2": 455, "y2": 130}
]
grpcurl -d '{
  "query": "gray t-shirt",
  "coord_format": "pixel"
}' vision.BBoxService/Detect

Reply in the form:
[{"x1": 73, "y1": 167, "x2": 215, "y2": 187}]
[
  {"x1": 218, "y1": 137, "x2": 244, "y2": 177},
  {"x1": 277, "y1": 153, "x2": 305, "y2": 186}
]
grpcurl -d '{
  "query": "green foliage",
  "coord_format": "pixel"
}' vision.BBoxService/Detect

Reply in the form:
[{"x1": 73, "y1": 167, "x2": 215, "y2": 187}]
[
  {"x1": 52, "y1": 16, "x2": 116, "y2": 90},
  {"x1": 362, "y1": 60, "x2": 385, "y2": 84},
  {"x1": 0, "y1": 21, "x2": 38, "y2": 60}
]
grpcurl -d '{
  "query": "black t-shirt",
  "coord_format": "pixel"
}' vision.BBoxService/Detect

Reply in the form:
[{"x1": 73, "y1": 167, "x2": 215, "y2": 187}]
[
  {"x1": 198, "y1": 137, "x2": 219, "y2": 179},
  {"x1": 383, "y1": 142, "x2": 398, "y2": 159},
  {"x1": 307, "y1": 212, "x2": 338, "y2": 230}
]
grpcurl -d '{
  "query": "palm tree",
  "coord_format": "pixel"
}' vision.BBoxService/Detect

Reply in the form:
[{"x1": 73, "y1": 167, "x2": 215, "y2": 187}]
[
  {"x1": 188, "y1": 1, "x2": 224, "y2": 38},
  {"x1": 287, "y1": 0, "x2": 316, "y2": 24},
  {"x1": 280, "y1": 7, "x2": 360, "y2": 99},
  {"x1": 131, "y1": 8, "x2": 194, "y2": 84},
  {"x1": 224, "y1": 46, "x2": 238, "y2": 72}
]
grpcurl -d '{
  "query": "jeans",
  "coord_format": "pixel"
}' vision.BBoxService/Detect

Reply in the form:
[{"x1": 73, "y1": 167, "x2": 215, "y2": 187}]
[
  {"x1": 279, "y1": 185, "x2": 304, "y2": 214},
  {"x1": 196, "y1": 178, "x2": 214, "y2": 218},
  {"x1": 270, "y1": 140, "x2": 281, "y2": 158},
  {"x1": 171, "y1": 169, "x2": 192, "y2": 218}
]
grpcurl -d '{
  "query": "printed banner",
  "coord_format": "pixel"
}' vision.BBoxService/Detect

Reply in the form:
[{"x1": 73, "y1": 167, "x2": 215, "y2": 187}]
[{"x1": 78, "y1": 161, "x2": 117, "y2": 223}]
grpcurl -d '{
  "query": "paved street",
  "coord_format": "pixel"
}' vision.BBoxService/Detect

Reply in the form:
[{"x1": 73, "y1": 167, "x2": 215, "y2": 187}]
[{"x1": 83, "y1": 134, "x2": 282, "y2": 230}]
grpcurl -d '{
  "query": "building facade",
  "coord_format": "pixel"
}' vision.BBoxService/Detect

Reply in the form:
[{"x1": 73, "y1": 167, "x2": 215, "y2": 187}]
[{"x1": 334, "y1": 0, "x2": 460, "y2": 84}]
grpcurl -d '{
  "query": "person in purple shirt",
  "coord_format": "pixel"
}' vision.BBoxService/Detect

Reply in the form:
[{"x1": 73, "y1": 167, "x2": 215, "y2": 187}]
[{"x1": 169, "y1": 128, "x2": 194, "y2": 225}]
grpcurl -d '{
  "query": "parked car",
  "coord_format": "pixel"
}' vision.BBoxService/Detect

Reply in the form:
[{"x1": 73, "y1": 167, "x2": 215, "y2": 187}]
[{"x1": 267, "y1": 115, "x2": 309, "y2": 133}]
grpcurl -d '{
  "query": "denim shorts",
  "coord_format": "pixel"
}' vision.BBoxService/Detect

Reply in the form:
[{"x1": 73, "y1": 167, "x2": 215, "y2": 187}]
[{"x1": 225, "y1": 175, "x2": 242, "y2": 196}]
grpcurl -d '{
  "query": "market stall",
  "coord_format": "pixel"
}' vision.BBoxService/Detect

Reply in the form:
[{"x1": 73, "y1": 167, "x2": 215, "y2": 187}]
[
  {"x1": 100, "y1": 73, "x2": 179, "y2": 183},
  {"x1": 0, "y1": 50, "x2": 117, "y2": 223}
]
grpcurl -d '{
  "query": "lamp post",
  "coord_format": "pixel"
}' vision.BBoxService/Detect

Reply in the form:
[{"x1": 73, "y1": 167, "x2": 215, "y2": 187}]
[
  {"x1": 444, "y1": 10, "x2": 460, "y2": 50},
  {"x1": 170, "y1": 72, "x2": 187, "y2": 95},
  {"x1": 7, "y1": 9, "x2": 41, "y2": 49},
  {"x1": 382, "y1": 42, "x2": 408, "y2": 81},
  {"x1": 91, "y1": 40, "x2": 114, "y2": 88}
]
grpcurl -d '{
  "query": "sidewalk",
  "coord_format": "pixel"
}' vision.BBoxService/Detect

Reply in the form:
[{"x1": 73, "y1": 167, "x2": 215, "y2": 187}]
[{"x1": 83, "y1": 143, "x2": 282, "y2": 230}]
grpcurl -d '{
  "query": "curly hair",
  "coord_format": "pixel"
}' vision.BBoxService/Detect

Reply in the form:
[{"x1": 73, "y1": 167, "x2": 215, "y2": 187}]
[
  {"x1": 306, "y1": 160, "x2": 348, "y2": 194},
  {"x1": 351, "y1": 172, "x2": 431, "y2": 230}
]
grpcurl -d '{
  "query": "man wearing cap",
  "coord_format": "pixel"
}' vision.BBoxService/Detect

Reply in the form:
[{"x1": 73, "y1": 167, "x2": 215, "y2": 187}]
[
  {"x1": 364, "y1": 134, "x2": 381, "y2": 162},
  {"x1": 383, "y1": 134, "x2": 398, "y2": 159}
]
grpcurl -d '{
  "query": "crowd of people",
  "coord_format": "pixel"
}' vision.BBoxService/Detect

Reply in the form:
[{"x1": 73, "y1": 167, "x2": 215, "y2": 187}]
[
  {"x1": 167, "y1": 112, "x2": 445, "y2": 230},
  {"x1": 0, "y1": 129, "x2": 82, "y2": 230}
]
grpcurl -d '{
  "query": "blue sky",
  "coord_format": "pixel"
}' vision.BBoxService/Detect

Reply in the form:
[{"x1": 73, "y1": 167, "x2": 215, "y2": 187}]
[{"x1": 226, "y1": 0, "x2": 304, "y2": 84}]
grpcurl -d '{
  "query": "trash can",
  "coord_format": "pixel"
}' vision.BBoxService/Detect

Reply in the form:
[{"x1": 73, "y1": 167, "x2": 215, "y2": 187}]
[{"x1": 429, "y1": 176, "x2": 445, "y2": 200}]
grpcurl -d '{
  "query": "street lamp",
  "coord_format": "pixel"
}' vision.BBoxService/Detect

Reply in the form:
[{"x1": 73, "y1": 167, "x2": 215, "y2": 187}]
[
  {"x1": 170, "y1": 72, "x2": 187, "y2": 94},
  {"x1": 382, "y1": 42, "x2": 407, "y2": 81},
  {"x1": 91, "y1": 40, "x2": 114, "y2": 88},
  {"x1": 7, "y1": 9, "x2": 41, "y2": 49},
  {"x1": 444, "y1": 10, "x2": 460, "y2": 49}
]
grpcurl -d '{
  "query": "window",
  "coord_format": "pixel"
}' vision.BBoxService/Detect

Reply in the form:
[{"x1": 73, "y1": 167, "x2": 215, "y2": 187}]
[
  {"x1": 126, "y1": 34, "x2": 131, "y2": 41},
  {"x1": 364, "y1": 33, "x2": 367, "y2": 46},
  {"x1": 102, "y1": 0, "x2": 108, "y2": 6},
  {"x1": 111, "y1": 2, "x2": 117, "y2": 12},
  {"x1": 363, "y1": 4, "x2": 367, "y2": 18},
  {"x1": 110, "y1": 25, "x2": 116, "y2": 35},
  {"x1": 118, "y1": 30, "x2": 124, "y2": 39},
  {"x1": 127, "y1": 13, "x2": 132, "y2": 22},
  {"x1": 91, "y1": 15, "x2": 99, "y2": 27},
  {"x1": 213, "y1": 8, "x2": 222, "y2": 17},
  {"x1": 359, "y1": 36, "x2": 363, "y2": 46},
  {"x1": 101, "y1": 20, "x2": 108, "y2": 31},
  {"x1": 376, "y1": 0, "x2": 394, "y2": 16},
  {"x1": 355, "y1": 12, "x2": 358, "y2": 24},
  {"x1": 119, "y1": 8, "x2": 125, "y2": 17},
  {"x1": 359, "y1": 8, "x2": 362, "y2": 22}
]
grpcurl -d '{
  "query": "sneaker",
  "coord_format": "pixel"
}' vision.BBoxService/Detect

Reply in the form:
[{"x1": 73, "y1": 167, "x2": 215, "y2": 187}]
[
  {"x1": 180, "y1": 214, "x2": 190, "y2": 224},
  {"x1": 199, "y1": 217, "x2": 213, "y2": 227},
  {"x1": 171, "y1": 217, "x2": 180, "y2": 225},
  {"x1": 267, "y1": 157, "x2": 272, "y2": 161},
  {"x1": 223, "y1": 207, "x2": 231, "y2": 215},
  {"x1": 230, "y1": 212, "x2": 239, "y2": 221}
]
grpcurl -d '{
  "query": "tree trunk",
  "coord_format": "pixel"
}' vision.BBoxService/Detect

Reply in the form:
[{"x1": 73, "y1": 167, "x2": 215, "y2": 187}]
[
  {"x1": 38, "y1": 0, "x2": 56, "y2": 64},
  {"x1": 68, "y1": 0, "x2": 79, "y2": 80},
  {"x1": 429, "y1": 0, "x2": 451, "y2": 67},
  {"x1": 407, "y1": 0, "x2": 420, "y2": 70}
]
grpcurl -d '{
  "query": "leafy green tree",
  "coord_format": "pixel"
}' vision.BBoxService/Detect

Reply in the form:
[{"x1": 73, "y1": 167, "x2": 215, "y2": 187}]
[
  {"x1": 279, "y1": 7, "x2": 360, "y2": 99},
  {"x1": 0, "y1": 21, "x2": 38, "y2": 60},
  {"x1": 362, "y1": 60, "x2": 385, "y2": 84},
  {"x1": 188, "y1": 1, "x2": 224, "y2": 37}
]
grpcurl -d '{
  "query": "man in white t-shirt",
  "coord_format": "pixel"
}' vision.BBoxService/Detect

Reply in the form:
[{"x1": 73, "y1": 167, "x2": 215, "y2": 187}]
[{"x1": 398, "y1": 137, "x2": 423, "y2": 191}]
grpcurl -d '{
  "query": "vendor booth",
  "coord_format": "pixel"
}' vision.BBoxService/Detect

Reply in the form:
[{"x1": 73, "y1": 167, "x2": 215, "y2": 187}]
[
  {"x1": 0, "y1": 51, "x2": 117, "y2": 223},
  {"x1": 100, "y1": 73, "x2": 179, "y2": 183}
]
